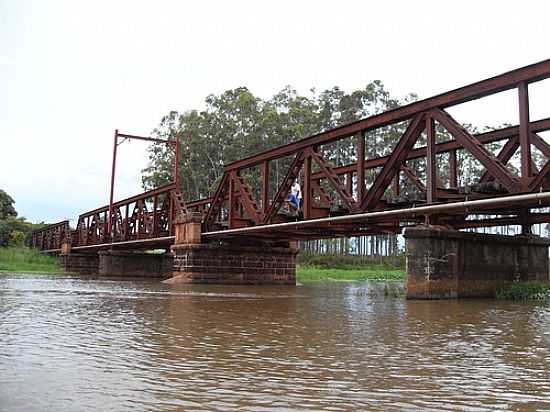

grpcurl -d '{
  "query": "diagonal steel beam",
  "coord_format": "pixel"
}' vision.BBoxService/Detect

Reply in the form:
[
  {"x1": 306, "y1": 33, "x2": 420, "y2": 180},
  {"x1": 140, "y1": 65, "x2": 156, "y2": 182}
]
[
  {"x1": 307, "y1": 148, "x2": 358, "y2": 211},
  {"x1": 204, "y1": 172, "x2": 230, "y2": 225},
  {"x1": 479, "y1": 136, "x2": 519, "y2": 184},
  {"x1": 430, "y1": 108, "x2": 521, "y2": 193},
  {"x1": 401, "y1": 164, "x2": 426, "y2": 192},
  {"x1": 529, "y1": 159, "x2": 550, "y2": 191},
  {"x1": 310, "y1": 179, "x2": 332, "y2": 208},
  {"x1": 360, "y1": 113, "x2": 426, "y2": 210},
  {"x1": 531, "y1": 132, "x2": 550, "y2": 158},
  {"x1": 231, "y1": 171, "x2": 262, "y2": 224}
]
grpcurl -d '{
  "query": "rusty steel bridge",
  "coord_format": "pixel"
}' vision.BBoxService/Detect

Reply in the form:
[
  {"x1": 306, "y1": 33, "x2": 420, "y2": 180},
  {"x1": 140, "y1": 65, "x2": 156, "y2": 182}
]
[{"x1": 33, "y1": 59, "x2": 550, "y2": 253}]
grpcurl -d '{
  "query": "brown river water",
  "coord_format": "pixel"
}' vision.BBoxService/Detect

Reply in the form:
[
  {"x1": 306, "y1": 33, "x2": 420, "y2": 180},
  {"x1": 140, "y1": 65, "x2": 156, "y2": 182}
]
[{"x1": 0, "y1": 274, "x2": 549, "y2": 412}]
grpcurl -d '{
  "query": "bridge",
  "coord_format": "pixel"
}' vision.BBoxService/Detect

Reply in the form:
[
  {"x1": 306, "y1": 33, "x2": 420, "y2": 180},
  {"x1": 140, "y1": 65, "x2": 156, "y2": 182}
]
[{"x1": 32, "y1": 59, "x2": 550, "y2": 299}]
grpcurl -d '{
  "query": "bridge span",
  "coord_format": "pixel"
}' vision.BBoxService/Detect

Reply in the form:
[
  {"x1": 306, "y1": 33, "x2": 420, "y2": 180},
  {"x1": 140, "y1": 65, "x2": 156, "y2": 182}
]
[{"x1": 32, "y1": 59, "x2": 550, "y2": 298}]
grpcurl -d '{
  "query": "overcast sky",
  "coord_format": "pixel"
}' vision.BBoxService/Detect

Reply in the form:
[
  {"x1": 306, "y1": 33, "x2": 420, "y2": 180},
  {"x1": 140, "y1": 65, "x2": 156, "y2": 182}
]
[{"x1": 1, "y1": 0, "x2": 550, "y2": 224}]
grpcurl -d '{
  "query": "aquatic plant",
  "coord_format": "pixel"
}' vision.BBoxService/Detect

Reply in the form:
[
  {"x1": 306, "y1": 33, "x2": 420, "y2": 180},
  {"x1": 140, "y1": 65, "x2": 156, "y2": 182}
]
[{"x1": 496, "y1": 281, "x2": 550, "y2": 300}]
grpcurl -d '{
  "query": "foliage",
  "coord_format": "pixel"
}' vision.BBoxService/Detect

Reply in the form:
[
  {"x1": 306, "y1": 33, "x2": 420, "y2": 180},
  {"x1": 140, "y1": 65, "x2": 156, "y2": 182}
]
[
  {"x1": 496, "y1": 281, "x2": 550, "y2": 300},
  {"x1": 0, "y1": 189, "x2": 46, "y2": 247},
  {"x1": 0, "y1": 189, "x2": 17, "y2": 220},
  {"x1": 0, "y1": 246, "x2": 61, "y2": 273},
  {"x1": 297, "y1": 265, "x2": 404, "y2": 282}
]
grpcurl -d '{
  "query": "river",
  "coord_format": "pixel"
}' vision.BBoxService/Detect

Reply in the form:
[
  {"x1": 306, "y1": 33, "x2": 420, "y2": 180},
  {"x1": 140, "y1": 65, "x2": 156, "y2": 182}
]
[{"x1": 0, "y1": 274, "x2": 549, "y2": 411}]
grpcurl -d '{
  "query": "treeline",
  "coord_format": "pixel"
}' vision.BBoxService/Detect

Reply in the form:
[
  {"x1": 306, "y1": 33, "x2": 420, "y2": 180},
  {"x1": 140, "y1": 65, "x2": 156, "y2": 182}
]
[{"x1": 142, "y1": 83, "x2": 418, "y2": 197}]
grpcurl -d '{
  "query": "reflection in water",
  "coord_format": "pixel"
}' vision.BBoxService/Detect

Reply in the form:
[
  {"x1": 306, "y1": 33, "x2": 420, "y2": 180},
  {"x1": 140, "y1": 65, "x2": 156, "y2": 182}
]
[{"x1": 0, "y1": 275, "x2": 549, "y2": 411}]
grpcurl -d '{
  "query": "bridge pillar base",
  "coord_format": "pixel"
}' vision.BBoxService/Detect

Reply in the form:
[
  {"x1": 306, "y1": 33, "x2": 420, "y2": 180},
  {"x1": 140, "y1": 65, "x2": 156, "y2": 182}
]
[
  {"x1": 98, "y1": 250, "x2": 173, "y2": 278},
  {"x1": 166, "y1": 242, "x2": 298, "y2": 285},
  {"x1": 61, "y1": 253, "x2": 99, "y2": 275},
  {"x1": 404, "y1": 225, "x2": 550, "y2": 299}
]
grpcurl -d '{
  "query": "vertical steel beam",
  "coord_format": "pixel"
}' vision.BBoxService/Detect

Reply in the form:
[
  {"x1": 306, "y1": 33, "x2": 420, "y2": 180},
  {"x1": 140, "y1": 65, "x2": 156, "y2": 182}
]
[
  {"x1": 174, "y1": 137, "x2": 181, "y2": 189},
  {"x1": 303, "y1": 154, "x2": 312, "y2": 219},
  {"x1": 124, "y1": 203, "x2": 129, "y2": 240},
  {"x1": 108, "y1": 129, "x2": 118, "y2": 239},
  {"x1": 152, "y1": 194, "x2": 158, "y2": 236},
  {"x1": 356, "y1": 131, "x2": 365, "y2": 201},
  {"x1": 449, "y1": 149, "x2": 458, "y2": 188},
  {"x1": 261, "y1": 161, "x2": 269, "y2": 215},
  {"x1": 426, "y1": 116, "x2": 437, "y2": 203},
  {"x1": 518, "y1": 82, "x2": 532, "y2": 186},
  {"x1": 228, "y1": 176, "x2": 235, "y2": 228}
]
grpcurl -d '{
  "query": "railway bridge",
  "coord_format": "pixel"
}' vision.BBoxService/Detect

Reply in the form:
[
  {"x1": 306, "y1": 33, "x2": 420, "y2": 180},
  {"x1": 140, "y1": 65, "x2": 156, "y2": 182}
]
[{"x1": 32, "y1": 60, "x2": 550, "y2": 298}]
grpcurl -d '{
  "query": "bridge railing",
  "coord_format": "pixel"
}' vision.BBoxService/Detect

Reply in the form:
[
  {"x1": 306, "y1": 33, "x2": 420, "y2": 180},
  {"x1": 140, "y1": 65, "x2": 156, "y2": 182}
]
[
  {"x1": 202, "y1": 59, "x2": 550, "y2": 236},
  {"x1": 31, "y1": 220, "x2": 71, "y2": 252},
  {"x1": 74, "y1": 183, "x2": 178, "y2": 247}
]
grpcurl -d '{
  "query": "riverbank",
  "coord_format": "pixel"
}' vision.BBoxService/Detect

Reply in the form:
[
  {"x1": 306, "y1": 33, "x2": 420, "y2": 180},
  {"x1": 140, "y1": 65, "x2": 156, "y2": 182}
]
[
  {"x1": 296, "y1": 265, "x2": 404, "y2": 282},
  {"x1": 0, "y1": 246, "x2": 61, "y2": 273}
]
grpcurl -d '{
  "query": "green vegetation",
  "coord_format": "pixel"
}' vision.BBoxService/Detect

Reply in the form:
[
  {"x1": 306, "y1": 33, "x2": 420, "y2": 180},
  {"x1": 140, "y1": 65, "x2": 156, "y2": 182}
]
[
  {"x1": 496, "y1": 281, "x2": 550, "y2": 300},
  {"x1": 297, "y1": 252, "x2": 405, "y2": 270},
  {"x1": 297, "y1": 265, "x2": 404, "y2": 282},
  {"x1": 0, "y1": 189, "x2": 47, "y2": 247},
  {"x1": 296, "y1": 252, "x2": 405, "y2": 282},
  {"x1": 0, "y1": 246, "x2": 61, "y2": 273}
]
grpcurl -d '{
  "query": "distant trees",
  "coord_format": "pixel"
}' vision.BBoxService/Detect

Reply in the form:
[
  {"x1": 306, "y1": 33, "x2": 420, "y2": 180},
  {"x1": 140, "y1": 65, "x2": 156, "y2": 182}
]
[{"x1": 0, "y1": 190, "x2": 41, "y2": 247}]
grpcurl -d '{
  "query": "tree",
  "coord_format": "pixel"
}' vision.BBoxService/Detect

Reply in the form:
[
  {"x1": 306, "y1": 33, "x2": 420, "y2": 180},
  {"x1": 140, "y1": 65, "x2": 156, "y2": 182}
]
[{"x1": 0, "y1": 189, "x2": 17, "y2": 220}]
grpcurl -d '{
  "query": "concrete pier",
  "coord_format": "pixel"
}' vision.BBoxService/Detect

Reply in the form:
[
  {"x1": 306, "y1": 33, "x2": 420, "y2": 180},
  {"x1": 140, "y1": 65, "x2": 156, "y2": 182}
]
[{"x1": 404, "y1": 225, "x2": 550, "y2": 299}]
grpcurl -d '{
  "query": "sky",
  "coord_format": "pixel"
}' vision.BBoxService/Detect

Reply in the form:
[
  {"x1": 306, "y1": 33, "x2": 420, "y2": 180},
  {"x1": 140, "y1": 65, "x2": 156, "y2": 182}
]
[{"x1": 1, "y1": 0, "x2": 550, "y2": 224}]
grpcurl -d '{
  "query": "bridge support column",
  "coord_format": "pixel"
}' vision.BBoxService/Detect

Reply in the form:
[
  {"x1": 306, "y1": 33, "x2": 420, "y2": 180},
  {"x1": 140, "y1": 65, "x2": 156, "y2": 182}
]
[
  {"x1": 98, "y1": 250, "x2": 173, "y2": 278},
  {"x1": 167, "y1": 242, "x2": 298, "y2": 285},
  {"x1": 166, "y1": 213, "x2": 297, "y2": 285},
  {"x1": 404, "y1": 225, "x2": 550, "y2": 299},
  {"x1": 61, "y1": 252, "x2": 100, "y2": 275}
]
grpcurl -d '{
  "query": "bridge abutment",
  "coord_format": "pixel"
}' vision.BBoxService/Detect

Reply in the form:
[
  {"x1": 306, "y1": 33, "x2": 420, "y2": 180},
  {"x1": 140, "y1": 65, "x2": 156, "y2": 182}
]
[{"x1": 404, "y1": 225, "x2": 550, "y2": 299}]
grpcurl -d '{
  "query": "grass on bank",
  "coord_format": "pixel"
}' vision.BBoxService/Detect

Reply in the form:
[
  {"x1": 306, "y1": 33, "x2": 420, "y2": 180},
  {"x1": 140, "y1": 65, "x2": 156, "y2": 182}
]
[
  {"x1": 0, "y1": 246, "x2": 62, "y2": 273},
  {"x1": 296, "y1": 253, "x2": 405, "y2": 282},
  {"x1": 496, "y1": 281, "x2": 550, "y2": 300},
  {"x1": 297, "y1": 265, "x2": 405, "y2": 282}
]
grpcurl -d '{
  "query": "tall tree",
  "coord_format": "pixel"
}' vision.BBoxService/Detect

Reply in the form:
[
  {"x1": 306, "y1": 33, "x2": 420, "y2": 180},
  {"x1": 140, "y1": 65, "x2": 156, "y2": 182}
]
[{"x1": 0, "y1": 189, "x2": 17, "y2": 220}]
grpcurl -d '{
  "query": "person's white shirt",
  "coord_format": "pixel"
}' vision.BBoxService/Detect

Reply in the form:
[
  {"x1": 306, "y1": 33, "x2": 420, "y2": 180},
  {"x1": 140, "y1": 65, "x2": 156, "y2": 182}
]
[{"x1": 291, "y1": 181, "x2": 301, "y2": 199}]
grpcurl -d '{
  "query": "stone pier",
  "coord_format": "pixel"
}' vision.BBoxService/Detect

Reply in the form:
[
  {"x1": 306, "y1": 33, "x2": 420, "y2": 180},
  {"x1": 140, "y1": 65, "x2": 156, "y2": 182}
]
[
  {"x1": 61, "y1": 252, "x2": 100, "y2": 275},
  {"x1": 404, "y1": 225, "x2": 550, "y2": 299},
  {"x1": 164, "y1": 212, "x2": 298, "y2": 285},
  {"x1": 98, "y1": 250, "x2": 173, "y2": 278}
]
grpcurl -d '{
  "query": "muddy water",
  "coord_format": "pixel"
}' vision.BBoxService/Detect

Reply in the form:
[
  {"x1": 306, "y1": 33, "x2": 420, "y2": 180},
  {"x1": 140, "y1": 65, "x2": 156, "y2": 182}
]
[{"x1": 0, "y1": 274, "x2": 549, "y2": 411}]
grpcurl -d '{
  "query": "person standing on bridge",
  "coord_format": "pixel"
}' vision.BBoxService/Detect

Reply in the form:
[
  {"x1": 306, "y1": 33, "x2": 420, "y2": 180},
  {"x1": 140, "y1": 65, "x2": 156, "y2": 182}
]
[{"x1": 286, "y1": 179, "x2": 302, "y2": 211}]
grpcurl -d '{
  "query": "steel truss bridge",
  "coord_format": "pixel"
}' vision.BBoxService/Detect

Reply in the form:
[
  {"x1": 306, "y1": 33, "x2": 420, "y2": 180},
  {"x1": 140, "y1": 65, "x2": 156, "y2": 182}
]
[{"x1": 33, "y1": 59, "x2": 550, "y2": 253}]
